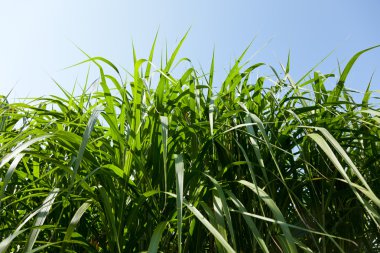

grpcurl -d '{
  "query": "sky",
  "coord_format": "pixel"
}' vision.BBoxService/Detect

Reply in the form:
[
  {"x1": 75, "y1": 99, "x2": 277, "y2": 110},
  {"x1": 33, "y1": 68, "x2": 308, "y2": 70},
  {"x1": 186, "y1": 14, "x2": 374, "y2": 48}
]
[{"x1": 1, "y1": 0, "x2": 380, "y2": 100}]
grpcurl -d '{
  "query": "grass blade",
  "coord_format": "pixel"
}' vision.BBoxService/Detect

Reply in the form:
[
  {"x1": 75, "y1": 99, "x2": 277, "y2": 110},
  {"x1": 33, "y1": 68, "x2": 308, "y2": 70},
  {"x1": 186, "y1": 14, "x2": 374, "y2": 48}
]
[
  {"x1": 63, "y1": 200, "x2": 92, "y2": 241},
  {"x1": 239, "y1": 180, "x2": 298, "y2": 253},
  {"x1": 174, "y1": 154, "x2": 184, "y2": 253},
  {"x1": 226, "y1": 190, "x2": 270, "y2": 253},
  {"x1": 329, "y1": 45, "x2": 380, "y2": 102},
  {"x1": 71, "y1": 106, "x2": 103, "y2": 187},
  {"x1": 148, "y1": 222, "x2": 167, "y2": 253},
  {"x1": 0, "y1": 154, "x2": 24, "y2": 208},
  {"x1": 25, "y1": 188, "x2": 60, "y2": 252},
  {"x1": 177, "y1": 196, "x2": 236, "y2": 253},
  {"x1": 0, "y1": 135, "x2": 51, "y2": 169},
  {"x1": 160, "y1": 116, "x2": 168, "y2": 204}
]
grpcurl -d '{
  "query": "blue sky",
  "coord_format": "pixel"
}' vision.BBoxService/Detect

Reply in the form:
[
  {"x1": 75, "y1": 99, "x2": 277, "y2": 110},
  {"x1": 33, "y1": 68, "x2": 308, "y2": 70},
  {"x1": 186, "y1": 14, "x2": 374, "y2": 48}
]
[{"x1": 1, "y1": 0, "x2": 379, "y2": 99}]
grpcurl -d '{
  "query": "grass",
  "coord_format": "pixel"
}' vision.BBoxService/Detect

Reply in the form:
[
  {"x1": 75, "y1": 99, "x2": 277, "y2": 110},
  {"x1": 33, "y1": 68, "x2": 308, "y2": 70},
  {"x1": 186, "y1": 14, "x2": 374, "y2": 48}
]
[{"x1": 0, "y1": 33, "x2": 380, "y2": 252}]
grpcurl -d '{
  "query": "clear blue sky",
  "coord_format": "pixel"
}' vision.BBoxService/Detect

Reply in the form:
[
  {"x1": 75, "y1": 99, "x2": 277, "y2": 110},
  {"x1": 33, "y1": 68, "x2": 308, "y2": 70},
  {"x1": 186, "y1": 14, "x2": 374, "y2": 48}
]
[{"x1": 1, "y1": 0, "x2": 379, "y2": 99}]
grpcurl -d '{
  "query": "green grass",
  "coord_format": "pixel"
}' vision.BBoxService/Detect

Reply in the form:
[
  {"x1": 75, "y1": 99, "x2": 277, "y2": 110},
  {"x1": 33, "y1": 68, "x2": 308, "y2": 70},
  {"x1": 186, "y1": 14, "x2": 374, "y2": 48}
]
[{"x1": 1, "y1": 34, "x2": 380, "y2": 252}]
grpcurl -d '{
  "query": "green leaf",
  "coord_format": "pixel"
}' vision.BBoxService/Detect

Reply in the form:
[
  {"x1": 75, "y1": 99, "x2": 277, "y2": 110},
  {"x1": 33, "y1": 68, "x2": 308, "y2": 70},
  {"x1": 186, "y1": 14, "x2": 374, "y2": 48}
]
[
  {"x1": 25, "y1": 188, "x2": 60, "y2": 253},
  {"x1": 148, "y1": 222, "x2": 167, "y2": 253},
  {"x1": 71, "y1": 106, "x2": 103, "y2": 187},
  {"x1": 238, "y1": 180, "x2": 298, "y2": 253},
  {"x1": 63, "y1": 200, "x2": 92, "y2": 241},
  {"x1": 174, "y1": 154, "x2": 184, "y2": 253},
  {"x1": 328, "y1": 45, "x2": 380, "y2": 102},
  {"x1": 0, "y1": 154, "x2": 24, "y2": 208}
]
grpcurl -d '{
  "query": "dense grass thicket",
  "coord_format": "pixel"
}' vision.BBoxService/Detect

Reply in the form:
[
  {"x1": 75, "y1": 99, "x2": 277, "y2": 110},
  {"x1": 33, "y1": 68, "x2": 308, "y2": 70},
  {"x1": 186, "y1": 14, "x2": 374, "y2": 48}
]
[{"x1": 1, "y1": 34, "x2": 380, "y2": 252}]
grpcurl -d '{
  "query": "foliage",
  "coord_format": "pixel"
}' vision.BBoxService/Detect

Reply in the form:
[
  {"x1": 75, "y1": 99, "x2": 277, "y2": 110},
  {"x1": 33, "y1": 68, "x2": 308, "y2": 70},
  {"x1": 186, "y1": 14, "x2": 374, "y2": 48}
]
[{"x1": 1, "y1": 34, "x2": 380, "y2": 252}]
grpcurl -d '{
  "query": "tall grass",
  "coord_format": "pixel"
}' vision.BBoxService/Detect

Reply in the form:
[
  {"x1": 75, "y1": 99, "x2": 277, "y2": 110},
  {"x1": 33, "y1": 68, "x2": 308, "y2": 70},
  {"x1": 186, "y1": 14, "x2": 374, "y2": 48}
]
[{"x1": 1, "y1": 34, "x2": 379, "y2": 252}]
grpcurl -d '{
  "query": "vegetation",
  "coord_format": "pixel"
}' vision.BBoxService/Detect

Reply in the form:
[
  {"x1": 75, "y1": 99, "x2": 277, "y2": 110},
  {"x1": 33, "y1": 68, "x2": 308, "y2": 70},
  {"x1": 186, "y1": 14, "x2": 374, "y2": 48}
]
[{"x1": 1, "y1": 33, "x2": 380, "y2": 252}]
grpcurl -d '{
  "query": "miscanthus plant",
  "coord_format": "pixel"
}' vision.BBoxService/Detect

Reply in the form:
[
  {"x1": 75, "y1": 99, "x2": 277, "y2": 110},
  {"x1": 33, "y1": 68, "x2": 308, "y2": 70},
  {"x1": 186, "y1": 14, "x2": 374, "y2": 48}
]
[{"x1": 1, "y1": 33, "x2": 380, "y2": 252}]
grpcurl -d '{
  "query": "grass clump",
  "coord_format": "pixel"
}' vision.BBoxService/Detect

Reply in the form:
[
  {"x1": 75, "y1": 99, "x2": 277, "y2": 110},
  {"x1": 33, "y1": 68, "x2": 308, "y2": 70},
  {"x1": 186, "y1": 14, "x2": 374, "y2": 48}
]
[{"x1": 1, "y1": 34, "x2": 380, "y2": 252}]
